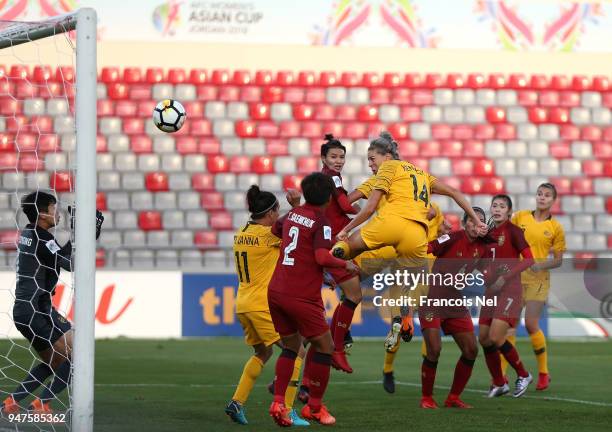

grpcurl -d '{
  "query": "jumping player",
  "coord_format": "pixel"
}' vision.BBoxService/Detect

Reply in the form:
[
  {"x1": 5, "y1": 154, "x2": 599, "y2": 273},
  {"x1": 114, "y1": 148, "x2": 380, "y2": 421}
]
[
  {"x1": 1, "y1": 192, "x2": 103, "y2": 415},
  {"x1": 268, "y1": 173, "x2": 359, "y2": 426},
  {"x1": 479, "y1": 195, "x2": 535, "y2": 398}
]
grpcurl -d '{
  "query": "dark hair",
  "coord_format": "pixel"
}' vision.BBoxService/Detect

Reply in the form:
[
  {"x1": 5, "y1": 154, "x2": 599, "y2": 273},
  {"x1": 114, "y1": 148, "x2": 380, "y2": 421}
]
[
  {"x1": 21, "y1": 191, "x2": 57, "y2": 223},
  {"x1": 462, "y1": 206, "x2": 486, "y2": 225},
  {"x1": 246, "y1": 185, "x2": 278, "y2": 219},
  {"x1": 320, "y1": 133, "x2": 346, "y2": 158},
  {"x1": 537, "y1": 182, "x2": 557, "y2": 199},
  {"x1": 368, "y1": 131, "x2": 400, "y2": 160},
  {"x1": 301, "y1": 172, "x2": 334, "y2": 206},
  {"x1": 491, "y1": 194, "x2": 513, "y2": 211}
]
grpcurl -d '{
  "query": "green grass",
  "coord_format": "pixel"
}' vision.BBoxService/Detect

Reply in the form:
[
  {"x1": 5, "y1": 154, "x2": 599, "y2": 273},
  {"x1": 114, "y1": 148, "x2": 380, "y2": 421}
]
[{"x1": 2, "y1": 338, "x2": 612, "y2": 431}]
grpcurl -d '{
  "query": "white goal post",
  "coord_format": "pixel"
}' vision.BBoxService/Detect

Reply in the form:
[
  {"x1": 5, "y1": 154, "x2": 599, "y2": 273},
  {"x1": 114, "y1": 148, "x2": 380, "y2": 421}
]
[{"x1": 0, "y1": 8, "x2": 97, "y2": 432}]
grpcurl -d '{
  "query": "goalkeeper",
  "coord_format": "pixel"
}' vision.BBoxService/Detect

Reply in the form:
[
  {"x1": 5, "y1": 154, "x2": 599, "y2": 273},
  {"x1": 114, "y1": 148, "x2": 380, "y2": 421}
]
[{"x1": 1, "y1": 191, "x2": 103, "y2": 415}]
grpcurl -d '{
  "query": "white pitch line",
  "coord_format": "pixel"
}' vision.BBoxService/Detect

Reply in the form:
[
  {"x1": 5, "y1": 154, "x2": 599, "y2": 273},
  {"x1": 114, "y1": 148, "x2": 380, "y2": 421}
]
[{"x1": 92, "y1": 381, "x2": 612, "y2": 407}]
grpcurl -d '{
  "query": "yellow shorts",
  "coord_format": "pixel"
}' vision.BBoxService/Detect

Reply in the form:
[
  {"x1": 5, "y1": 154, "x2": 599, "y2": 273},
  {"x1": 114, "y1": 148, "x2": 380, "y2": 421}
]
[
  {"x1": 237, "y1": 311, "x2": 280, "y2": 347},
  {"x1": 360, "y1": 215, "x2": 428, "y2": 264},
  {"x1": 354, "y1": 246, "x2": 397, "y2": 276},
  {"x1": 522, "y1": 280, "x2": 550, "y2": 302}
]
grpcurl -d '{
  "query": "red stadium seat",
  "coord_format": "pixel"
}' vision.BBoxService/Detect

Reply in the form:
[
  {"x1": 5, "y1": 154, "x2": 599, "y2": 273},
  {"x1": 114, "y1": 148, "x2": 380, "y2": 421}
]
[
  {"x1": 176, "y1": 137, "x2": 197, "y2": 155},
  {"x1": 419, "y1": 140, "x2": 440, "y2": 157},
  {"x1": 452, "y1": 159, "x2": 473, "y2": 176},
  {"x1": 593, "y1": 142, "x2": 612, "y2": 159},
  {"x1": 9, "y1": 65, "x2": 29, "y2": 81},
  {"x1": 50, "y1": 171, "x2": 73, "y2": 192},
  {"x1": 391, "y1": 89, "x2": 411, "y2": 104},
  {"x1": 495, "y1": 124, "x2": 516, "y2": 140},
  {"x1": 301, "y1": 121, "x2": 322, "y2": 138},
  {"x1": 411, "y1": 90, "x2": 433, "y2": 106},
  {"x1": 453, "y1": 125, "x2": 474, "y2": 140},
  {"x1": 38, "y1": 135, "x2": 59, "y2": 153},
  {"x1": 4, "y1": 115, "x2": 26, "y2": 132},
  {"x1": 32, "y1": 65, "x2": 52, "y2": 83},
  {"x1": 218, "y1": 86, "x2": 240, "y2": 102},
  {"x1": 192, "y1": 173, "x2": 214, "y2": 191},
  {"x1": 276, "y1": 71, "x2": 295, "y2": 86},
  {"x1": 139, "y1": 211, "x2": 162, "y2": 231},
  {"x1": 319, "y1": 71, "x2": 338, "y2": 87},
  {"x1": 387, "y1": 123, "x2": 410, "y2": 140},
  {"x1": 582, "y1": 126, "x2": 602, "y2": 141},
  {"x1": 383, "y1": 72, "x2": 402, "y2": 88},
  {"x1": 293, "y1": 104, "x2": 315, "y2": 121},
  {"x1": 167, "y1": 68, "x2": 186, "y2": 84},
  {"x1": 96, "y1": 249, "x2": 106, "y2": 268},
  {"x1": 367, "y1": 122, "x2": 385, "y2": 138},
  {"x1": 262, "y1": 87, "x2": 283, "y2": 103},
  {"x1": 461, "y1": 177, "x2": 483, "y2": 194},
  {"x1": 100, "y1": 67, "x2": 119, "y2": 83},
  {"x1": 189, "y1": 69, "x2": 208, "y2": 84},
  {"x1": 473, "y1": 159, "x2": 494, "y2": 176},
  {"x1": 14, "y1": 81, "x2": 37, "y2": 98},
  {"x1": 335, "y1": 105, "x2": 356, "y2": 121},
  {"x1": 283, "y1": 175, "x2": 304, "y2": 191},
  {"x1": 194, "y1": 231, "x2": 218, "y2": 248},
  {"x1": 199, "y1": 138, "x2": 220, "y2": 155},
  {"x1": 0, "y1": 152, "x2": 17, "y2": 170},
  {"x1": 344, "y1": 122, "x2": 367, "y2": 139},
  {"x1": 551, "y1": 75, "x2": 570, "y2": 90},
  {"x1": 0, "y1": 230, "x2": 19, "y2": 250},
  {"x1": 107, "y1": 83, "x2": 128, "y2": 99},
  {"x1": 131, "y1": 136, "x2": 152, "y2": 154},
  {"x1": 97, "y1": 99, "x2": 114, "y2": 116},
  {"x1": 530, "y1": 74, "x2": 549, "y2": 89},
  {"x1": 592, "y1": 76, "x2": 610, "y2": 92},
  {"x1": 209, "y1": 211, "x2": 233, "y2": 230},
  {"x1": 201, "y1": 192, "x2": 224, "y2": 210},
  {"x1": 445, "y1": 214, "x2": 461, "y2": 231},
  {"x1": 267, "y1": 139, "x2": 288, "y2": 155},
  {"x1": 240, "y1": 86, "x2": 261, "y2": 103},
  {"x1": 280, "y1": 121, "x2": 301, "y2": 137},
  {"x1": 400, "y1": 106, "x2": 421, "y2": 122},
  {"x1": 56, "y1": 66, "x2": 74, "y2": 83},
  {"x1": 604, "y1": 161, "x2": 612, "y2": 177},
  {"x1": 297, "y1": 156, "x2": 319, "y2": 174},
  {"x1": 550, "y1": 178, "x2": 571, "y2": 195},
  {"x1": 482, "y1": 177, "x2": 504, "y2": 194},
  {"x1": 357, "y1": 105, "x2": 379, "y2": 122},
  {"x1": 249, "y1": 103, "x2": 271, "y2": 120},
  {"x1": 16, "y1": 133, "x2": 36, "y2": 152},
  {"x1": 0, "y1": 134, "x2": 14, "y2": 152},
  {"x1": 340, "y1": 72, "x2": 359, "y2": 87},
  {"x1": 398, "y1": 140, "x2": 419, "y2": 158},
  {"x1": 559, "y1": 91, "x2": 580, "y2": 107},
  {"x1": 305, "y1": 88, "x2": 326, "y2": 104},
  {"x1": 145, "y1": 67, "x2": 164, "y2": 84},
  {"x1": 123, "y1": 67, "x2": 142, "y2": 83},
  {"x1": 361, "y1": 72, "x2": 381, "y2": 87},
  {"x1": 517, "y1": 90, "x2": 537, "y2": 106},
  {"x1": 571, "y1": 75, "x2": 590, "y2": 91},
  {"x1": 123, "y1": 118, "x2": 144, "y2": 135},
  {"x1": 96, "y1": 192, "x2": 107, "y2": 211},
  {"x1": 255, "y1": 70, "x2": 274, "y2": 86},
  {"x1": 445, "y1": 73, "x2": 465, "y2": 89},
  {"x1": 404, "y1": 73, "x2": 423, "y2": 88},
  {"x1": 298, "y1": 71, "x2": 317, "y2": 87},
  {"x1": 467, "y1": 73, "x2": 486, "y2": 89},
  {"x1": 207, "y1": 155, "x2": 229, "y2": 173},
  {"x1": 528, "y1": 107, "x2": 548, "y2": 124},
  {"x1": 607, "y1": 197, "x2": 612, "y2": 213},
  {"x1": 135, "y1": 100, "x2": 154, "y2": 117},
  {"x1": 229, "y1": 156, "x2": 251, "y2": 173},
  {"x1": 560, "y1": 125, "x2": 579, "y2": 140},
  {"x1": 211, "y1": 69, "x2": 230, "y2": 85},
  {"x1": 609, "y1": 235, "x2": 612, "y2": 249},
  {"x1": 509, "y1": 74, "x2": 528, "y2": 89},
  {"x1": 487, "y1": 73, "x2": 507, "y2": 89},
  {"x1": 232, "y1": 70, "x2": 251, "y2": 86},
  {"x1": 572, "y1": 178, "x2": 593, "y2": 195},
  {"x1": 257, "y1": 121, "x2": 280, "y2": 138},
  {"x1": 322, "y1": 122, "x2": 343, "y2": 138},
  {"x1": 424, "y1": 73, "x2": 443, "y2": 89},
  {"x1": 251, "y1": 156, "x2": 275, "y2": 174},
  {"x1": 188, "y1": 119, "x2": 210, "y2": 136},
  {"x1": 432, "y1": 124, "x2": 452, "y2": 140},
  {"x1": 548, "y1": 107, "x2": 569, "y2": 124},
  {"x1": 486, "y1": 107, "x2": 506, "y2": 123},
  {"x1": 463, "y1": 140, "x2": 484, "y2": 157},
  {"x1": 410, "y1": 157, "x2": 429, "y2": 172},
  {"x1": 145, "y1": 172, "x2": 169, "y2": 191},
  {"x1": 441, "y1": 141, "x2": 463, "y2": 158},
  {"x1": 582, "y1": 160, "x2": 603, "y2": 177},
  {"x1": 19, "y1": 154, "x2": 44, "y2": 172},
  {"x1": 314, "y1": 104, "x2": 334, "y2": 121},
  {"x1": 370, "y1": 88, "x2": 390, "y2": 104},
  {"x1": 603, "y1": 127, "x2": 612, "y2": 142},
  {"x1": 539, "y1": 91, "x2": 559, "y2": 107},
  {"x1": 183, "y1": 101, "x2": 204, "y2": 118}
]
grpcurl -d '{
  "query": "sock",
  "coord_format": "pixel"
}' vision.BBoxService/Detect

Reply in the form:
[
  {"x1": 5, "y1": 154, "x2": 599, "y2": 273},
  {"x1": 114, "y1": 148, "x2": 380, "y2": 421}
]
[
  {"x1": 332, "y1": 241, "x2": 351, "y2": 259},
  {"x1": 39, "y1": 360, "x2": 71, "y2": 403},
  {"x1": 330, "y1": 302, "x2": 340, "y2": 337},
  {"x1": 421, "y1": 340, "x2": 427, "y2": 358},
  {"x1": 499, "y1": 340, "x2": 528, "y2": 378},
  {"x1": 11, "y1": 363, "x2": 53, "y2": 402},
  {"x1": 529, "y1": 330, "x2": 548, "y2": 374},
  {"x1": 284, "y1": 356, "x2": 302, "y2": 409},
  {"x1": 421, "y1": 358, "x2": 438, "y2": 397},
  {"x1": 500, "y1": 334, "x2": 515, "y2": 376},
  {"x1": 333, "y1": 299, "x2": 357, "y2": 352},
  {"x1": 483, "y1": 344, "x2": 506, "y2": 386},
  {"x1": 449, "y1": 356, "x2": 475, "y2": 398},
  {"x1": 383, "y1": 342, "x2": 399, "y2": 373},
  {"x1": 306, "y1": 351, "x2": 332, "y2": 411},
  {"x1": 301, "y1": 346, "x2": 315, "y2": 391},
  {"x1": 274, "y1": 349, "x2": 297, "y2": 404},
  {"x1": 231, "y1": 355, "x2": 264, "y2": 404}
]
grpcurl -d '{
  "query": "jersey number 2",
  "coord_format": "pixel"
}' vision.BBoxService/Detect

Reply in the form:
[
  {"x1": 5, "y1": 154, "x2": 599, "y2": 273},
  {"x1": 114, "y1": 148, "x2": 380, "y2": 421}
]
[{"x1": 282, "y1": 226, "x2": 299, "y2": 266}]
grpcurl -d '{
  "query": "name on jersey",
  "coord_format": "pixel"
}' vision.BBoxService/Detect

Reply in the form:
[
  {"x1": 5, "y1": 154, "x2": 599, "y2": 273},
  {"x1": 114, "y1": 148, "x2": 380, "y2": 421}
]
[
  {"x1": 288, "y1": 212, "x2": 315, "y2": 228},
  {"x1": 18, "y1": 236, "x2": 32, "y2": 247},
  {"x1": 234, "y1": 234, "x2": 260, "y2": 246},
  {"x1": 401, "y1": 163, "x2": 424, "y2": 175}
]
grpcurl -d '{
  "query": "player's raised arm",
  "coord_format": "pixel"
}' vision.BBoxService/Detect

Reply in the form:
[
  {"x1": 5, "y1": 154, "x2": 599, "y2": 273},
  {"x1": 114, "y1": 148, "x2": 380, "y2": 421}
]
[{"x1": 336, "y1": 190, "x2": 382, "y2": 241}]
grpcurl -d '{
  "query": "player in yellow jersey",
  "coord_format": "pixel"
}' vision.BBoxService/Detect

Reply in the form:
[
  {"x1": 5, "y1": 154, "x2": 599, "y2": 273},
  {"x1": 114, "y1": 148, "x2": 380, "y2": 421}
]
[
  {"x1": 225, "y1": 185, "x2": 309, "y2": 426},
  {"x1": 509, "y1": 183, "x2": 566, "y2": 391}
]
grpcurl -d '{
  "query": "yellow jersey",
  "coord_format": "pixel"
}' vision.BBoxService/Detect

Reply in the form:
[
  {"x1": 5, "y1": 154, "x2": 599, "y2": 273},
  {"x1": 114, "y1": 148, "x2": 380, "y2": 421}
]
[
  {"x1": 511, "y1": 210, "x2": 566, "y2": 283},
  {"x1": 373, "y1": 160, "x2": 437, "y2": 226},
  {"x1": 356, "y1": 175, "x2": 388, "y2": 209},
  {"x1": 427, "y1": 202, "x2": 444, "y2": 242},
  {"x1": 233, "y1": 222, "x2": 281, "y2": 313}
]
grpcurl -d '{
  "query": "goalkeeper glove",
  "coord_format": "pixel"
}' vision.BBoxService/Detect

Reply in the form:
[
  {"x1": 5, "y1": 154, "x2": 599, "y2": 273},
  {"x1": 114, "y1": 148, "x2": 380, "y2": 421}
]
[{"x1": 67, "y1": 206, "x2": 104, "y2": 239}]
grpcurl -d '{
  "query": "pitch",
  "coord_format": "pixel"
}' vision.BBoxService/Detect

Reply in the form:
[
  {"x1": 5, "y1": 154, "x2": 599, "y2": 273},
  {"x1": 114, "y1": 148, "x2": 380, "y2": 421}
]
[{"x1": 1, "y1": 338, "x2": 611, "y2": 431}]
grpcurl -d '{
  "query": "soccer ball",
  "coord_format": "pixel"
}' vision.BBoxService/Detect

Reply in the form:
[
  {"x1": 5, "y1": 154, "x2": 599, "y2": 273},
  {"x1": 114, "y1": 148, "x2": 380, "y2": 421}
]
[{"x1": 152, "y1": 99, "x2": 186, "y2": 133}]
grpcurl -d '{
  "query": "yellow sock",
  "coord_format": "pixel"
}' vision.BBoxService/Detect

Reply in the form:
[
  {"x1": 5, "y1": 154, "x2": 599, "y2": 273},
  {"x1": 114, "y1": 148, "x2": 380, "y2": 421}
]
[
  {"x1": 284, "y1": 356, "x2": 302, "y2": 409},
  {"x1": 530, "y1": 330, "x2": 548, "y2": 374},
  {"x1": 232, "y1": 356, "x2": 264, "y2": 404},
  {"x1": 500, "y1": 334, "x2": 515, "y2": 376},
  {"x1": 420, "y1": 339, "x2": 427, "y2": 358},
  {"x1": 332, "y1": 241, "x2": 351, "y2": 259},
  {"x1": 383, "y1": 343, "x2": 400, "y2": 373}
]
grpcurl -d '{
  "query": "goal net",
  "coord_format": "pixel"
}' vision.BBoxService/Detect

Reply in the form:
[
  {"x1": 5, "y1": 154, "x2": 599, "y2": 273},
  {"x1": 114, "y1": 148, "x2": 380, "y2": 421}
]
[{"x1": 0, "y1": 9, "x2": 97, "y2": 432}]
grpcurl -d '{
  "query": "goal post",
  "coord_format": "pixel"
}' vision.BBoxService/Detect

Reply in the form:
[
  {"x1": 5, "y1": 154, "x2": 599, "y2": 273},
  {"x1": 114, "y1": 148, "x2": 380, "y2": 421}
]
[{"x1": 0, "y1": 8, "x2": 97, "y2": 432}]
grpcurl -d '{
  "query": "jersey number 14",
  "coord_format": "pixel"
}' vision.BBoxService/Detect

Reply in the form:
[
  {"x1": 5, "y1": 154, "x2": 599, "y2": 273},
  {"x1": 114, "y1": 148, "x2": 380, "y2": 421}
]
[{"x1": 410, "y1": 174, "x2": 429, "y2": 206}]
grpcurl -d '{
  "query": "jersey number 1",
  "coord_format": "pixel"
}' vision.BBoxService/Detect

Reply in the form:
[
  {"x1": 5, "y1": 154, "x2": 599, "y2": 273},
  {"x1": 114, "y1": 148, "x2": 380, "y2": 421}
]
[
  {"x1": 235, "y1": 251, "x2": 250, "y2": 283},
  {"x1": 282, "y1": 226, "x2": 299, "y2": 266}
]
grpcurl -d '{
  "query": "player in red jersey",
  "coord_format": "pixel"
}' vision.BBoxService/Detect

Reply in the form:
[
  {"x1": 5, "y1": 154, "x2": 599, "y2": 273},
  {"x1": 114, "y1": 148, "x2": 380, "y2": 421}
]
[
  {"x1": 419, "y1": 207, "x2": 490, "y2": 409},
  {"x1": 479, "y1": 195, "x2": 535, "y2": 398},
  {"x1": 268, "y1": 173, "x2": 359, "y2": 426}
]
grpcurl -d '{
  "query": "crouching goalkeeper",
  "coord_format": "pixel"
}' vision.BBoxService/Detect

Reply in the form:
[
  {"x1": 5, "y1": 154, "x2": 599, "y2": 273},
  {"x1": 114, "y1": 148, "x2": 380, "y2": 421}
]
[{"x1": 1, "y1": 191, "x2": 103, "y2": 415}]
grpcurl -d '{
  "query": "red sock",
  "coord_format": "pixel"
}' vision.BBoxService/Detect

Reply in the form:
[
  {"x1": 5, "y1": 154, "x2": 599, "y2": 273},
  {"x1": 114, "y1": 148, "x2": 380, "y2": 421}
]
[
  {"x1": 449, "y1": 356, "x2": 475, "y2": 397},
  {"x1": 499, "y1": 340, "x2": 528, "y2": 378},
  {"x1": 301, "y1": 345, "x2": 315, "y2": 389},
  {"x1": 330, "y1": 303, "x2": 340, "y2": 332},
  {"x1": 421, "y1": 358, "x2": 437, "y2": 397},
  {"x1": 332, "y1": 299, "x2": 357, "y2": 352},
  {"x1": 305, "y1": 350, "x2": 332, "y2": 411},
  {"x1": 274, "y1": 349, "x2": 297, "y2": 404},
  {"x1": 483, "y1": 344, "x2": 505, "y2": 386}
]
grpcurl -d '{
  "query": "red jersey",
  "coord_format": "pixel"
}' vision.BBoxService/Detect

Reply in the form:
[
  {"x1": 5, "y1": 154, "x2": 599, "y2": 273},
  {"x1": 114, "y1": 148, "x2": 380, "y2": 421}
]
[
  {"x1": 487, "y1": 220, "x2": 530, "y2": 288},
  {"x1": 321, "y1": 165, "x2": 352, "y2": 236},
  {"x1": 268, "y1": 204, "x2": 333, "y2": 304}
]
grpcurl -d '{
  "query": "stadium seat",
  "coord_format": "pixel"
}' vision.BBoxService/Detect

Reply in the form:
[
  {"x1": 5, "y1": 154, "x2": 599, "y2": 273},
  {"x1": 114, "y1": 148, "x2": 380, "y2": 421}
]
[
  {"x1": 194, "y1": 231, "x2": 218, "y2": 249},
  {"x1": 145, "y1": 172, "x2": 169, "y2": 192},
  {"x1": 229, "y1": 155, "x2": 251, "y2": 173},
  {"x1": 209, "y1": 211, "x2": 233, "y2": 230},
  {"x1": 207, "y1": 155, "x2": 229, "y2": 173},
  {"x1": 50, "y1": 171, "x2": 72, "y2": 192},
  {"x1": 251, "y1": 156, "x2": 274, "y2": 174},
  {"x1": 138, "y1": 211, "x2": 162, "y2": 231}
]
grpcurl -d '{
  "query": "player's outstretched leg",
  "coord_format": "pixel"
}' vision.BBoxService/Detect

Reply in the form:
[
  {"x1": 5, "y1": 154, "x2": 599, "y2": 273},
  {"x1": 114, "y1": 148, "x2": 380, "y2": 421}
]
[
  {"x1": 479, "y1": 324, "x2": 510, "y2": 398},
  {"x1": 2, "y1": 362, "x2": 54, "y2": 415},
  {"x1": 382, "y1": 339, "x2": 399, "y2": 394},
  {"x1": 331, "y1": 277, "x2": 361, "y2": 374}
]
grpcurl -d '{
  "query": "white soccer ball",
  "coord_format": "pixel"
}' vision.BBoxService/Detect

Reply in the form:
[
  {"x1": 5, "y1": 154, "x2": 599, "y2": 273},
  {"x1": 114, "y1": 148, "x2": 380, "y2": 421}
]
[{"x1": 152, "y1": 99, "x2": 186, "y2": 133}]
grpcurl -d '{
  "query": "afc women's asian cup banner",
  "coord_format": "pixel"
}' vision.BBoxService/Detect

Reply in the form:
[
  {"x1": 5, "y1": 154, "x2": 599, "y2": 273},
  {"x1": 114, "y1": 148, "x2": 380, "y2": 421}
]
[{"x1": 3, "y1": 0, "x2": 612, "y2": 52}]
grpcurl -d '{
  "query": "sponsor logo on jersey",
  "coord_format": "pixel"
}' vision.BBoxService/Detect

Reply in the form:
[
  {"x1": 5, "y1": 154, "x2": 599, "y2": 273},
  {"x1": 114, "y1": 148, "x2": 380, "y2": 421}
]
[
  {"x1": 332, "y1": 176, "x2": 343, "y2": 188},
  {"x1": 323, "y1": 226, "x2": 332, "y2": 240},
  {"x1": 437, "y1": 234, "x2": 450, "y2": 243},
  {"x1": 46, "y1": 240, "x2": 60, "y2": 254},
  {"x1": 543, "y1": 230, "x2": 552, "y2": 237},
  {"x1": 497, "y1": 235, "x2": 505, "y2": 246}
]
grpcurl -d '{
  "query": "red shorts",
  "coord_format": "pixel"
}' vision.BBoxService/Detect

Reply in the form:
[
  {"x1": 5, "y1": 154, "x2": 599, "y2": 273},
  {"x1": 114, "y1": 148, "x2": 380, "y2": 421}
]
[
  {"x1": 478, "y1": 287, "x2": 522, "y2": 328},
  {"x1": 326, "y1": 262, "x2": 358, "y2": 285},
  {"x1": 268, "y1": 291, "x2": 329, "y2": 340},
  {"x1": 419, "y1": 307, "x2": 474, "y2": 335}
]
